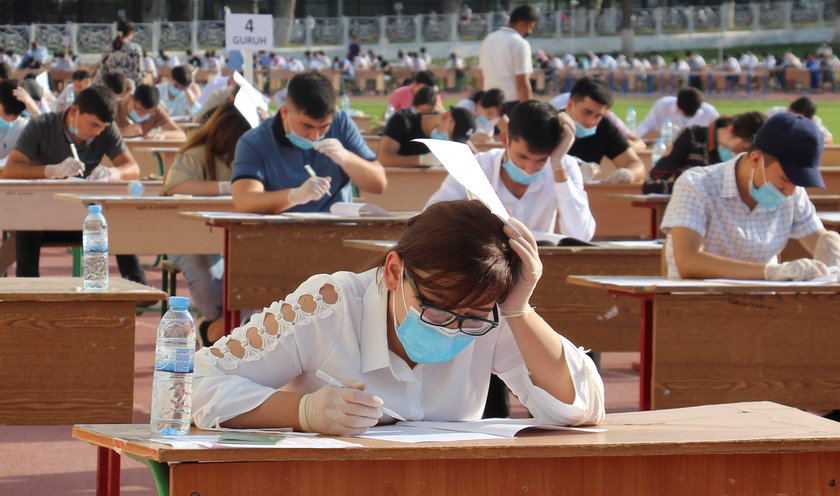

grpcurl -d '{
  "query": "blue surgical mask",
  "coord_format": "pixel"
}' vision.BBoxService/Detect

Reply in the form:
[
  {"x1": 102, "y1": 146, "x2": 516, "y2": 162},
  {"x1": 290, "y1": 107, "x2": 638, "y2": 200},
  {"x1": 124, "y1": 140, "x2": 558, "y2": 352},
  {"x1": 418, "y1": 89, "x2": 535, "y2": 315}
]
[
  {"x1": 477, "y1": 114, "x2": 490, "y2": 126},
  {"x1": 168, "y1": 85, "x2": 184, "y2": 97},
  {"x1": 430, "y1": 129, "x2": 449, "y2": 140},
  {"x1": 392, "y1": 274, "x2": 476, "y2": 364},
  {"x1": 129, "y1": 110, "x2": 151, "y2": 123},
  {"x1": 749, "y1": 167, "x2": 787, "y2": 210},
  {"x1": 502, "y1": 158, "x2": 544, "y2": 185},
  {"x1": 408, "y1": 108, "x2": 417, "y2": 115},
  {"x1": 678, "y1": 113, "x2": 690, "y2": 125},
  {"x1": 717, "y1": 146, "x2": 734, "y2": 162},
  {"x1": 0, "y1": 118, "x2": 12, "y2": 131},
  {"x1": 574, "y1": 121, "x2": 597, "y2": 138},
  {"x1": 21, "y1": 110, "x2": 30, "y2": 118},
  {"x1": 286, "y1": 130, "x2": 324, "y2": 150}
]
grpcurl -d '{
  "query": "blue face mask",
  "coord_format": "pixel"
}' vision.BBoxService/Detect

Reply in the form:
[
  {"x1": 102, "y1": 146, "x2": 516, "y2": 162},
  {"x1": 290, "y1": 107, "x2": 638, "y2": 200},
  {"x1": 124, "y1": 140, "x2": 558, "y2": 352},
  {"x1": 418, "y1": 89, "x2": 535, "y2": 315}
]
[
  {"x1": 502, "y1": 158, "x2": 544, "y2": 185},
  {"x1": 393, "y1": 276, "x2": 475, "y2": 364},
  {"x1": 678, "y1": 113, "x2": 690, "y2": 125},
  {"x1": 21, "y1": 110, "x2": 30, "y2": 118},
  {"x1": 129, "y1": 110, "x2": 151, "y2": 123},
  {"x1": 717, "y1": 146, "x2": 734, "y2": 162},
  {"x1": 749, "y1": 167, "x2": 787, "y2": 210},
  {"x1": 0, "y1": 118, "x2": 13, "y2": 131},
  {"x1": 477, "y1": 114, "x2": 490, "y2": 126},
  {"x1": 286, "y1": 130, "x2": 324, "y2": 150},
  {"x1": 430, "y1": 129, "x2": 449, "y2": 140},
  {"x1": 168, "y1": 85, "x2": 184, "y2": 97},
  {"x1": 574, "y1": 121, "x2": 597, "y2": 138}
]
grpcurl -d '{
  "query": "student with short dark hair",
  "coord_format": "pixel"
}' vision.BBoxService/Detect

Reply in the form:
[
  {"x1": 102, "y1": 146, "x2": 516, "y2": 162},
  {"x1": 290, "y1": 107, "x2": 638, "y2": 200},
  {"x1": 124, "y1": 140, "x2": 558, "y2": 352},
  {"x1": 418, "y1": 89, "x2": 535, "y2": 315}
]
[
  {"x1": 156, "y1": 65, "x2": 199, "y2": 116},
  {"x1": 456, "y1": 88, "x2": 507, "y2": 143},
  {"x1": 385, "y1": 70, "x2": 442, "y2": 113},
  {"x1": 115, "y1": 84, "x2": 185, "y2": 139},
  {"x1": 378, "y1": 86, "x2": 451, "y2": 167},
  {"x1": 645, "y1": 111, "x2": 767, "y2": 193},
  {"x1": 231, "y1": 71, "x2": 386, "y2": 214},
  {"x1": 636, "y1": 88, "x2": 720, "y2": 139},
  {"x1": 191, "y1": 199, "x2": 605, "y2": 433},
  {"x1": 101, "y1": 71, "x2": 129, "y2": 98},
  {"x1": 0, "y1": 79, "x2": 29, "y2": 165},
  {"x1": 564, "y1": 77, "x2": 645, "y2": 182},
  {"x1": 53, "y1": 69, "x2": 92, "y2": 111},
  {"x1": 0, "y1": 61, "x2": 12, "y2": 80},
  {"x1": 427, "y1": 100, "x2": 595, "y2": 240},
  {"x1": 3, "y1": 85, "x2": 149, "y2": 284},
  {"x1": 662, "y1": 113, "x2": 840, "y2": 280},
  {"x1": 765, "y1": 96, "x2": 833, "y2": 144}
]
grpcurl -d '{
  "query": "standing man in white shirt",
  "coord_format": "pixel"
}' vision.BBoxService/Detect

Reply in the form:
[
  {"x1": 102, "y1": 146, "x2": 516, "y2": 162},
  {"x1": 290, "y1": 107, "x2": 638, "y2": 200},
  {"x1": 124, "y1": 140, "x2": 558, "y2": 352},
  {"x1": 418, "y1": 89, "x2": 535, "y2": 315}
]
[
  {"x1": 636, "y1": 88, "x2": 720, "y2": 139},
  {"x1": 479, "y1": 5, "x2": 539, "y2": 114}
]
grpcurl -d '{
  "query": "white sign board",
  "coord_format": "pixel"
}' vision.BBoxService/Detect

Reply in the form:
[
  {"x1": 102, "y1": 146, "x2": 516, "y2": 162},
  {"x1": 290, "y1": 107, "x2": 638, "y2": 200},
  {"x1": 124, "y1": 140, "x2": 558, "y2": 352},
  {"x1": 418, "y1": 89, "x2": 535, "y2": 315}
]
[{"x1": 225, "y1": 13, "x2": 274, "y2": 51}]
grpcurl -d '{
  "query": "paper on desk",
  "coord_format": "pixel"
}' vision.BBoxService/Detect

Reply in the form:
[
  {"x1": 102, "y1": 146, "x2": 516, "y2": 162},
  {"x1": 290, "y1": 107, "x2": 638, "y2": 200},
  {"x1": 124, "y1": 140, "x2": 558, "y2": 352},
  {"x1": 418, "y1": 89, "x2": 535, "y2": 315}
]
[
  {"x1": 356, "y1": 426, "x2": 503, "y2": 443},
  {"x1": 330, "y1": 201, "x2": 390, "y2": 217},
  {"x1": 356, "y1": 419, "x2": 605, "y2": 443},
  {"x1": 151, "y1": 434, "x2": 360, "y2": 449},
  {"x1": 708, "y1": 267, "x2": 840, "y2": 286},
  {"x1": 602, "y1": 240, "x2": 663, "y2": 248},
  {"x1": 413, "y1": 139, "x2": 509, "y2": 220}
]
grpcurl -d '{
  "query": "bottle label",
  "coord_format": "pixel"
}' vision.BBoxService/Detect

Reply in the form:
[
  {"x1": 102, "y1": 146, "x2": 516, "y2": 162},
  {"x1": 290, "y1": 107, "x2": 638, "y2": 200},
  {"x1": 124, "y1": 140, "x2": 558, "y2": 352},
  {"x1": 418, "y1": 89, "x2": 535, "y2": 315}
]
[{"x1": 154, "y1": 346, "x2": 195, "y2": 373}]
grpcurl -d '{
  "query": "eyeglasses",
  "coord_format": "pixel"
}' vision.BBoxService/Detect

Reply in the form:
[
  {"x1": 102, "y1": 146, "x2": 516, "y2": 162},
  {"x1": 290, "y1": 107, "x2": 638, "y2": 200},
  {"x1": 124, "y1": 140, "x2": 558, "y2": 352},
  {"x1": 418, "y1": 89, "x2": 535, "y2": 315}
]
[{"x1": 404, "y1": 271, "x2": 499, "y2": 336}]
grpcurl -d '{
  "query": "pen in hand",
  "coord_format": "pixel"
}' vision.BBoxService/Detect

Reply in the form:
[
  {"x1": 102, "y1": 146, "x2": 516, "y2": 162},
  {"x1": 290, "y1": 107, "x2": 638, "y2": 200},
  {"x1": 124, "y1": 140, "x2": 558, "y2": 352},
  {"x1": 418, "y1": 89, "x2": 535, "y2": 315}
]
[
  {"x1": 69, "y1": 143, "x2": 83, "y2": 177},
  {"x1": 304, "y1": 164, "x2": 317, "y2": 178},
  {"x1": 315, "y1": 369, "x2": 406, "y2": 421}
]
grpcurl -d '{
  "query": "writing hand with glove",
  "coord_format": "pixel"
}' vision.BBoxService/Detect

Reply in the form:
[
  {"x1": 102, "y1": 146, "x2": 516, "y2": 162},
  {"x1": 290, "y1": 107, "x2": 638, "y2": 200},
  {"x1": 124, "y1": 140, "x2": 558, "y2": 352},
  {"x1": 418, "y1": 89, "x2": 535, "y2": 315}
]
[
  {"x1": 499, "y1": 217, "x2": 542, "y2": 318},
  {"x1": 44, "y1": 157, "x2": 85, "y2": 178},
  {"x1": 86, "y1": 164, "x2": 121, "y2": 182},
  {"x1": 764, "y1": 258, "x2": 830, "y2": 281},
  {"x1": 288, "y1": 175, "x2": 331, "y2": 206},
  {"x1": 603, "y1": 168, "x2": 635, "y2": 183},
  {"x1": 298, "y1": 380, "x2": 384, "y2": 436}
]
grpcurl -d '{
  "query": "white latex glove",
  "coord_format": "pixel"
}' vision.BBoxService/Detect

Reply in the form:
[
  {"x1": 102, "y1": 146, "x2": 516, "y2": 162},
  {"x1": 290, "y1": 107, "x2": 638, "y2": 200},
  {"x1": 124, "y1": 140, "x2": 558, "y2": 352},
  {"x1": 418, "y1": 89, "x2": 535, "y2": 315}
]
[
  {"x1": 298, "y1": 382, "x2": 383, "y2": 436},
  {"x1": 44, "y1": 157, "x2": 85, "y2": 178},
  {"x1": 314, "y1": 138, "x2": 349, "y2": 165},
  {"x1": 499, "y1": 217, "x2": 542, "y2": 318},
  {"x1": 288, "y1": 175, "x2": 331, "y2": 206},
  {"x1": 764, "y1": 258, "x2": 830, "y2": 281},
  {"x1": 578, "y1": 161, "x2": 601, "y2": 183},
  {"x1": 218, "y1": 181, "x2": 232, "y2": 195},
  {"x1": 87, "y1": 164, "x2": 120, "y2": 182},
  {"x1": 418, "y1": 152, "x2": 441, "y2": 167},
  {"x1": 814, "y1": 230, "x2": 840, "y2": 267},
  {"x1": 604, "y1": 168, "x2": 635, "y2": 183}
]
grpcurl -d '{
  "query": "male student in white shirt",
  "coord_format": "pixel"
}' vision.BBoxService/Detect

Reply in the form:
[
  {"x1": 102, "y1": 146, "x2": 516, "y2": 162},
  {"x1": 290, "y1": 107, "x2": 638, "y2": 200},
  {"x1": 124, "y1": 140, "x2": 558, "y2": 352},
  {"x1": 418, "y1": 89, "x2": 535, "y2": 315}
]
[
  {"x1": 426, "y1": 100, "x2": 595, "y2": 242},
  {"x1": 636, "y1": 88, "x2": 720, "y2": 139}
]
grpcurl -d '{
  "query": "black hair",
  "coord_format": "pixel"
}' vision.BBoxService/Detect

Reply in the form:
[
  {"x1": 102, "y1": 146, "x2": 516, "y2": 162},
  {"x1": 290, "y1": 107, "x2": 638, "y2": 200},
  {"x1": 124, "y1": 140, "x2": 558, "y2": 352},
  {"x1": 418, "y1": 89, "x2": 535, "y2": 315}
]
[
  {"x1": 450, "y1": 107, "x2": 476, "y2": 144},
  {"x1": 113, "y1": 19, "x2": 135, "y2": 51},
  {"x1": 171, "y1": 65, "x2": 192, "y2": 87},
  {"x1": 414, "y1": 70, "x2": 435, "y2": 87},
  {"x1": 101, "y1": 72, "x2": 127, "y2": 96},
  {"x1": 412, "y1": 85, "x2": 438, "y2": 108},
  {"x1": 510, "y1": 5, "x2": 540, "y2": 24},
  {"x1": 478, "y1": 88, "x2": 505, "y2": 110},
  {"x1": 72, "y1": 69, "x2": 91, "y2": 81},
  {"x1": 569, "y1": 77, "x2": 614, "y2": 107},
  {"x1": 75, "y1": 85, "x2": 117, "y2": 123},
  {"x1": 134, "y1": 84, "x2": 160, "y2": 109},
  {"x1": 508, "y1": 100, "x2": 563, "y2": 155},
  {"x1": 730, "y1": 111, "x2": 766, "y2": 140},
  {"x1": 789, "y1": 96, "x2": 817, "y2": 119},
  {"x1": 286, "y1": 71, "x2": 335, "y2": 118},
  {"x1": 54, "y1": 49, "x2": 66, "y2": 58},
  {"x1": 0, "y1": 62, "x2": 11, "y2": 80},
  {"x1": 676, "y1": 88, "x2": 703, "y2": 117},
  {"x1": 0, "y1": 79, "x2": 25, "y2": 116}
]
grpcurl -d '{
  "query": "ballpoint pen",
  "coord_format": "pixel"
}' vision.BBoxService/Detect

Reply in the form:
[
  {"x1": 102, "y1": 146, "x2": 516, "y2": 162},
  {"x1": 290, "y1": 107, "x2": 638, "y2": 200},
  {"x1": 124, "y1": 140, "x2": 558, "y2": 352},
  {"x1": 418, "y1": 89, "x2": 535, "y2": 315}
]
[
  {"x1": 304, "y1": 164, "x2": 317, "y2": 178},
  {"x1": 315, "y1": 369, "x2": 406, "y2": 421}
]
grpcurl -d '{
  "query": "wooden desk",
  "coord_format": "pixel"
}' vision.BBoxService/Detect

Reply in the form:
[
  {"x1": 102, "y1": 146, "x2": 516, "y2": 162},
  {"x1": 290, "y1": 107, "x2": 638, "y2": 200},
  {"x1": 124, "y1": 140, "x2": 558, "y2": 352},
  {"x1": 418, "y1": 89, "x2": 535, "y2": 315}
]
[
  {"x1": 0, "y1": 277, "x2": 164, "y2": 424},
  {"x1": 0, "y1": 180, "x2": 163, "y2": 274},
  {"x1": 568, "y1": 275, "x2": 840, "y2": 411},
  {"x1": 123, "y1": 138, "x2": 187, "y2": 179},
  {"x1": 810, "y1": 166, "x2": 840, "y2": 196},
  {"x1": 351, "y1": 114, "x2": 374, "y2": 134},
  {"x1": 135, "y1": 147, "x2": 180, "y2": 179},
  {"x1": 346, "y1": 239, "x2": 661, "y2": 351},
  {"x1": 54, "y1": 194, "x2": 231, "y2": 254},
  {"x1": 823, "y1": 145, "x2": 840, "y2": 166},
  {"x1": 354, "y1": 69, "x2": 385, "y2": 94},
  {"x1": 362, "y1": 136, "x2": 503, "y2": 156},
  {"x1": 583, "y1": 183, "x2": 648, "y2": 239},
  {"x1": 74, "y1": 401, "x2": 840, "y2": 496},
  {"x1": 820, "y1": 211, "x2": 840, "y2": 231},
  {"x1": 181, "y1": 212, "x2": 412, "y2": 330},
  {"x1": 360, "y1": 166, "x2": 448, "y2": 211}
]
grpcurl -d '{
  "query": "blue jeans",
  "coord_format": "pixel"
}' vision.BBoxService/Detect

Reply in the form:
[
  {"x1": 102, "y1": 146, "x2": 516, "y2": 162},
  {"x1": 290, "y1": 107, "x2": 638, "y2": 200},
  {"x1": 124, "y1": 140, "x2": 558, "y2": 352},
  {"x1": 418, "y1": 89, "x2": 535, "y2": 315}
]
[{"x1": 168, "y1": 253, "x2": 223, "y2": 322}]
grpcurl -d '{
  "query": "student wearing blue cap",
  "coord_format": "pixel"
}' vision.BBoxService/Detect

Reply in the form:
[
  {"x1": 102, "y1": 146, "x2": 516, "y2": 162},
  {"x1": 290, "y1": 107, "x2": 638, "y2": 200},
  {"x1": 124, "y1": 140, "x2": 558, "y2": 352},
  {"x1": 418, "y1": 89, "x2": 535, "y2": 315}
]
[{"x1": 662, "y1": 112, "x2": 840, "y2": 280}]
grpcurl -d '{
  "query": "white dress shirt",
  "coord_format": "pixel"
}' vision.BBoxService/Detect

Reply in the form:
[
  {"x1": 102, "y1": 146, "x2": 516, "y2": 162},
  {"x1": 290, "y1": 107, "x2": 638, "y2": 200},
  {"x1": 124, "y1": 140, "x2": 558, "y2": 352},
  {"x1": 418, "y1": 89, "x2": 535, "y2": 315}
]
[
  {"x1": 425, "y1": 148, "x2": 596, "y2": 240},
  {"x1": 0, "y1": 116, "x2": 29, "y2": 165},
  {"x1": 660, "y1": 156, "x2": 823, "y2": 278},
  {"x1": 636, "y1": 96, "x2": 720, "y2": 138},
  {"x1": 192, "y1": 269, "x2": 605, "y2": 428},
  {"x1": 479, "y1": 26, "x2": 532, "y2": 99}
]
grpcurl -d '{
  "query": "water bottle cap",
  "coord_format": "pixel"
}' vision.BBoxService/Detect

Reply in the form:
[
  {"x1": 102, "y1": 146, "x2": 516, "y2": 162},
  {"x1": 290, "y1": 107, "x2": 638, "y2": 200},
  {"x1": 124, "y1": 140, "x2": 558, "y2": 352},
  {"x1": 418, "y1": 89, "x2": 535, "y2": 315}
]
[
  {"x1": 88, "y1": 205, "x2": 102, "y2": 214},
  {"x1": 655, "y1": 138, "x2": 664, "y2": 145},
  {"x1": 168, "y1": 296, "x2": 190, "y2": 308}
]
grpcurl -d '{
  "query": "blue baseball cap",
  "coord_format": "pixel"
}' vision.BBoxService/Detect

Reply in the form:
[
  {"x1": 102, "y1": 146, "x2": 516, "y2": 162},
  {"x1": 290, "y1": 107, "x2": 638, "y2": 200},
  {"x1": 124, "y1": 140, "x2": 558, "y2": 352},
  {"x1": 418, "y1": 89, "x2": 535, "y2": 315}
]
[{"x1": 753, "y1": 113, "x2": 825, "y2": 188}]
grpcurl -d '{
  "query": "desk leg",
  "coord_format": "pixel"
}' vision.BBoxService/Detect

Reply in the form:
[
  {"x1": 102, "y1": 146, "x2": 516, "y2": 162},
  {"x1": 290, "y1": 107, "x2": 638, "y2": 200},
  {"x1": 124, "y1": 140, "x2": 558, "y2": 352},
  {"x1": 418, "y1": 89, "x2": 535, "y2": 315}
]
[
  {"x1": 96, "y1": 447, "x2": 121, "y2": 496},
  {"x1": 0, "y1": 232, "x2": 16, "y2": 275},
  {"x1": 220, "y1": 226, "x2": 239, "y2": 335},
  {"x1": 639, "y1": 297, "x2": 653, "y2": 411}
]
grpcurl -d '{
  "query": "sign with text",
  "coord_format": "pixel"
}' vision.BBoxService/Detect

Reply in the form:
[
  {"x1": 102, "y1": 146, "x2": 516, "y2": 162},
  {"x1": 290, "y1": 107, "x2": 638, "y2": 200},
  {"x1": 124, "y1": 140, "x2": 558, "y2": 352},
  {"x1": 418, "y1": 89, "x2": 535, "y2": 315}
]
[{"x1": 225, "y1": 13, "x2": 274, "y2": 51}]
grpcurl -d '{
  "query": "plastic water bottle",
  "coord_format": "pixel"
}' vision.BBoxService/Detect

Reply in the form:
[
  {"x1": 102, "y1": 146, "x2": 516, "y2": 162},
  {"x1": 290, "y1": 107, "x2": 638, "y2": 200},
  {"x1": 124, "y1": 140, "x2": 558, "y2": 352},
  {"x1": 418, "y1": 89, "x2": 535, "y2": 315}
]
[
  {"x1": 625, "y1": 106, "x2": 637, "y2": 134},
  {"x1": 82, "y1": 204, "x2": 108, "y2": 290},
  {"x1": 150, "y1": 296, "x2": 196, "y2": 436},
  {"x1": 126, "y1": 180, "x2": 144, "y2": 196},
  {"x1": 652, "y1": 138, "x2": 667, "y2": 165},
  {"x1": 383, "y1": 104, "x2": 395, "y2": 124},
  {"x1": 661, "y1": 118, "x2": 674, "y2": 148},
  {"x1": 340, "y1": 93, "x2": 351, "y2": 113}
]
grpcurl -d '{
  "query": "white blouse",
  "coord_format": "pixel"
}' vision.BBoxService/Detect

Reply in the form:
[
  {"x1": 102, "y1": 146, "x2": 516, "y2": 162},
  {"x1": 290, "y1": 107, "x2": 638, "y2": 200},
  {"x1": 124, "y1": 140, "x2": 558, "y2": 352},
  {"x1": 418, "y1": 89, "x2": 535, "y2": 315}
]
[{"x1": 192, "y1": 269, "x2": 605, "y2": 429}]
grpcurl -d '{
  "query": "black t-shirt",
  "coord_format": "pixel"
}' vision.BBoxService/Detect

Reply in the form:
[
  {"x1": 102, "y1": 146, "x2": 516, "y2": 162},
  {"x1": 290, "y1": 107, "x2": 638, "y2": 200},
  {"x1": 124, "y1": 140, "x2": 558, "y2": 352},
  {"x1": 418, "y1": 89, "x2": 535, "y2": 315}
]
[
  {"x1": 566, "y1": 113, "x2": 629, "y2": 163},
  {"x1": 383, "y1": 109, "x2": 429, "y2": 156}
]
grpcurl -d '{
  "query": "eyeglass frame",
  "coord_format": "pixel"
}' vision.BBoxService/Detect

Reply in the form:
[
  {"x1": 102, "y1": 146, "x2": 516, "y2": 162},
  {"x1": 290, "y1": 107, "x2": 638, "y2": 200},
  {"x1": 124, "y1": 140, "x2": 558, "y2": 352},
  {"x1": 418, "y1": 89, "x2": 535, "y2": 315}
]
[{"x1": 403, "y1": 270, "x2": 499, "y2": 336}]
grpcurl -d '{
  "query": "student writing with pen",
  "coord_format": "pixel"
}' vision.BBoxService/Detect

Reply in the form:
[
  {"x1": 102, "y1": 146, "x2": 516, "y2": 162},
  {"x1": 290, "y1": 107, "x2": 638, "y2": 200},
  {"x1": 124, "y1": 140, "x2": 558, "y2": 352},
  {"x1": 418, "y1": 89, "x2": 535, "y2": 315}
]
[
  {"x1": 192, "y1": 200, "x2": 605, "y2": 435},
  {"x1": 2, "y1": 86, "x2": 150, "y2": 285}
]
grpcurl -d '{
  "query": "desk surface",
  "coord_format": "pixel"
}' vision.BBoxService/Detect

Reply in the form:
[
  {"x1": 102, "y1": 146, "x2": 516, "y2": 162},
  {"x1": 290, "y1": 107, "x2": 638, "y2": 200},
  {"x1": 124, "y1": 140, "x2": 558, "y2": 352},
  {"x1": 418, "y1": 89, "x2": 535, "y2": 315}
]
[
  {"x1": 345, "y1": 239, "x2": 661, "y2": 257},
  {"x1": 0, "y1": 277, "x2": 165, "y2": 301},
  {"x1": 181, "y1": 210, "x2": 415, "y2": 226},
  {"x1": 568, "y1": 275, "x2": 840, "y2": 294},
  {"x1": 55, "y1": 193, "x2": 232, "y2": 206},
  {"x1": 72, "y1": 401, "x2": 840, "y2": 463}
]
